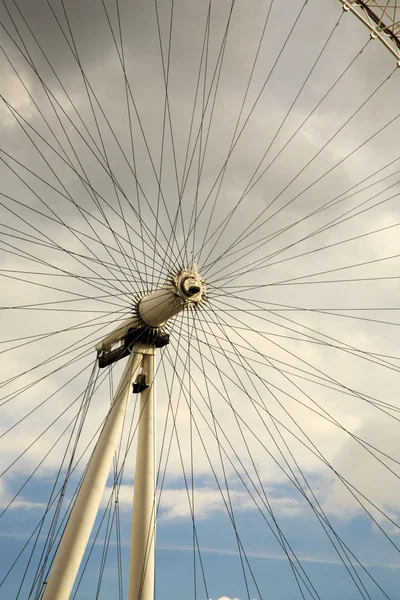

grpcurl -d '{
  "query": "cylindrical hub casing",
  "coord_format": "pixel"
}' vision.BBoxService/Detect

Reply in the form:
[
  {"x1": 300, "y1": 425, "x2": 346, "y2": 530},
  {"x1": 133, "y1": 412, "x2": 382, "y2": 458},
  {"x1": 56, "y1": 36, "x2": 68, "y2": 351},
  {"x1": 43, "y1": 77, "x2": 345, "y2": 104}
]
[{"x1": 138, "y1": 288, "x2": 184, "y2": 327}]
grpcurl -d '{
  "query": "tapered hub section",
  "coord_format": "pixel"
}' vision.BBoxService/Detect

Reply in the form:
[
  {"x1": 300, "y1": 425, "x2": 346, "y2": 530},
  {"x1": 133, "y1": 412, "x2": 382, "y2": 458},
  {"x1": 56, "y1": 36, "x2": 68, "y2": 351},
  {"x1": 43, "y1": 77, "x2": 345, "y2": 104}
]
[{"x1": 138, "y1": 266, "x2": 206, "y2": 328}]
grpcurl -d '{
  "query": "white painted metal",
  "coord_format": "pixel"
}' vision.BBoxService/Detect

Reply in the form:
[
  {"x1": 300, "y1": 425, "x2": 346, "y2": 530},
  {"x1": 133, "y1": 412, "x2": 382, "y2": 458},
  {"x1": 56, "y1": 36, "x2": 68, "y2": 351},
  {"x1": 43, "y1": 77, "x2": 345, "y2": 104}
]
[
  {"x1": 129, "y1": 349, "x2": 156, "y2": 600},
  {"x1": 42, "y1": 350, "x2": 142, "y2": 600},
  {"x1": 95, "y1": 316, "x2": 140, "y2": 352},
  {"x1": 339, "y1": 1, "x2": 400, "y2": 65},
  {"x1": 45, "y1": 268, "x2": 206, "y2": 599},
  {"x1": 139, "y1": 267, "x2": 205, "y2": 327},
  {"x1": 139, "y1": 288, "x2": 185, "y2": 327}
]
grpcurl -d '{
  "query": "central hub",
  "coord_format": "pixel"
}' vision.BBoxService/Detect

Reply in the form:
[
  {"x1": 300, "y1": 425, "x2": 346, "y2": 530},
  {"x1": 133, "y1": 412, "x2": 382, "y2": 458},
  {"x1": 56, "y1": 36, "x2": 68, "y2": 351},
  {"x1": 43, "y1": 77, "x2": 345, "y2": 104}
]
[
  {"x1": 175, "y1": 269, "x2": 203, "y2": 301},
  {"x1": 138, "y1": 266, "x2": 206, "y2": 328},
  {"x1": 96, "y1": 267, "x2": 206, "y2": 367}
]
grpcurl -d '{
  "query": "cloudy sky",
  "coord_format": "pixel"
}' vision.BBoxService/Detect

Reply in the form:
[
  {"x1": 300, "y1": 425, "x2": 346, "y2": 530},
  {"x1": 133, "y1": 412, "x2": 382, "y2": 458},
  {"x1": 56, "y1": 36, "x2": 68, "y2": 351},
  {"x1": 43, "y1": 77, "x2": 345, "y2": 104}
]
[{"x1": 1, "y1": 0, "x2": 400, "y2": 598}]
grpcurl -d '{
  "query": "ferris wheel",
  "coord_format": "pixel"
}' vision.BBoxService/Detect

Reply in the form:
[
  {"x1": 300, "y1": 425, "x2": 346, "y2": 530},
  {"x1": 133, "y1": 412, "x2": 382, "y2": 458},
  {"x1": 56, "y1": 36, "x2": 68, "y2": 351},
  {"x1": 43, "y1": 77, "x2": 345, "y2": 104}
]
[{"x1": 1, "y1": 1, "x2": 400, "y2": 599}]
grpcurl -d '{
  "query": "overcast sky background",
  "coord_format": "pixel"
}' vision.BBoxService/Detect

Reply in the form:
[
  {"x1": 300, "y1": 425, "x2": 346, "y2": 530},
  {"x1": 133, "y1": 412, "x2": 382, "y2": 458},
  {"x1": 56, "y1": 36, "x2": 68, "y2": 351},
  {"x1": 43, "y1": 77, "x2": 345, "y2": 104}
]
[{"x1": 1, "y1": 0, "x2": 400, "y2": 598}]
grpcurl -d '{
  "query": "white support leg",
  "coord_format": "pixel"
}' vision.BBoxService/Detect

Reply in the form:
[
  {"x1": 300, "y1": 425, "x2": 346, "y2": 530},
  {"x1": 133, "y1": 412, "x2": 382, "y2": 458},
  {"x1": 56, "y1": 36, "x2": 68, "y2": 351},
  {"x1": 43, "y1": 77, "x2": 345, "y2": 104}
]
[
  {"x1": 129, "y1": 348, "x2": 156, "y2": 600},
  {"x1": 42, "y1": 349, "x2": 143, "y2": 600},
  {"x1": 41, "y1": 265, "x2": 206, "y2": 600}
]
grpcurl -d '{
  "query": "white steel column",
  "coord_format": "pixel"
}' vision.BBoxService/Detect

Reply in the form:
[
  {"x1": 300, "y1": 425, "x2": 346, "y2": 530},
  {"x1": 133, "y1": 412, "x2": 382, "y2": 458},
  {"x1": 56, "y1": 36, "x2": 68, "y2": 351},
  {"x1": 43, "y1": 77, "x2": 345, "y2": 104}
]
[
  {"x1": 43, "y1": 350, "x2": 143, "y2": 600},
  {"x1": 129, "y1": 348, "x2": 156, "y2": 600}
]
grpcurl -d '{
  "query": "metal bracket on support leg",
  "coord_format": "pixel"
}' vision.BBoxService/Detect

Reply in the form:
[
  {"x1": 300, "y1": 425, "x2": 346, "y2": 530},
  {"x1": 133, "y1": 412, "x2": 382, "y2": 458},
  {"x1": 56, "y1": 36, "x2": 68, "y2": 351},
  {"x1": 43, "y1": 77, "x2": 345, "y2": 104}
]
[
  {"x1": 133, "y1": 373, "x2": 149, "y2": 394},
  {"x1": 98, "y1": 328, "x2": 169, "y2": 369},
  {"x1": 125, "y1": 327, "x2": 170, "y2": 350}
]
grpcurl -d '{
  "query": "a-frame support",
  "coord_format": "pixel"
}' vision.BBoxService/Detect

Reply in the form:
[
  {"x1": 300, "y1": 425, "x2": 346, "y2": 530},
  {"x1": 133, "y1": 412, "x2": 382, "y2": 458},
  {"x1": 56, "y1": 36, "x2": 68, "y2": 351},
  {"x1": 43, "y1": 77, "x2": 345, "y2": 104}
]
[{"x1": 42, "y1": 344, "x2": 157, "y2": 600}]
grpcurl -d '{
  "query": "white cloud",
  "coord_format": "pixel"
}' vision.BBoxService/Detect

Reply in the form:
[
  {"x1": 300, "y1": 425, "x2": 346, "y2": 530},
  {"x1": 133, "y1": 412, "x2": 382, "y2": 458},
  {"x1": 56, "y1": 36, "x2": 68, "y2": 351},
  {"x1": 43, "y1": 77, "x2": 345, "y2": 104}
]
[
  {"x1": 0, "y1": 479, "x2": 45, "y2": 511},
  {"x1": 0, "y1": 70, "x2": 35, "y2": 129},
  {"x1": 102, "y1": 485, "x2": 302, "y2": 521},
  {"x1": 210, "y1": 597, "x2": 244, "y2": 600},
  {"x1": 318, "y1": 414, "x2": 400, "y2": 527}
]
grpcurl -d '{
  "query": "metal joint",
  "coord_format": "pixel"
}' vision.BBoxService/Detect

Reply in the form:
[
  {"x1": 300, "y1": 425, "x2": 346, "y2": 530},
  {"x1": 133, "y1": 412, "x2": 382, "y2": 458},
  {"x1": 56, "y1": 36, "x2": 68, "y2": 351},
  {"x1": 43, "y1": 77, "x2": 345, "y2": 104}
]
[{"x1": 133, "y1": 373, "x2": 149, "y2": 394}]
